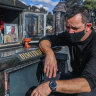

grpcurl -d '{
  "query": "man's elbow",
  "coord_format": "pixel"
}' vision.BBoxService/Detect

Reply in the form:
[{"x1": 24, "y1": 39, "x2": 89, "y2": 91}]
[
  {"x1": 39, "y1": 40, "x2": 51, "y2": 48},
  {"x1": 82, "y1": 85, "x2": 91, "y2": 93},
  {"x1": 87, "y1": 87, "x2": 91, "y2": 92}
]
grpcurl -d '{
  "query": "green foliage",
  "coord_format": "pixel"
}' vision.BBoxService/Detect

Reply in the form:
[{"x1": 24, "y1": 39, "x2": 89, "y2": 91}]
[
  {"x1": 84, "y1": 0, "x2": 96, "y2": 11},
  {"x1": 84, "y1": 0, "x2": 96, "y2": 27},
  {"x1": 65, "y1": 0, "x2": 83, "y2": 8}
]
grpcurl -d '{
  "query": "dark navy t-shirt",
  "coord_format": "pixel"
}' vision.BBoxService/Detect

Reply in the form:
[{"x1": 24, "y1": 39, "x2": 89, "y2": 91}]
[{"x1": 40, "y1": 30, "x2": 96, "y2": 90}]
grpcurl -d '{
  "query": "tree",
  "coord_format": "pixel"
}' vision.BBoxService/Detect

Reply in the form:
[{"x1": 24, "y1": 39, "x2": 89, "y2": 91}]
[
  {"x1": 47, "y1": 12, "x2": 53, "y2": 26},
  {"x1": 84, "y1": 0, "x2": 96, "y2": 27},
  {"x1": 84, "y1": 0, "x2": 96, "y2": 11},
  {"x1": 65, "y1": 0, "x2": 83, "y2": 8}
]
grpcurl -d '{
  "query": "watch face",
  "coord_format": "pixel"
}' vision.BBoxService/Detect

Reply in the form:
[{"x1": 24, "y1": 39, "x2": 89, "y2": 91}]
[
  {"x1": 50, "y1": 80, "x2": 57, "y2": 91},
  {"x1": 50, "y1": 81, "x2": 57, "y2": 88}
]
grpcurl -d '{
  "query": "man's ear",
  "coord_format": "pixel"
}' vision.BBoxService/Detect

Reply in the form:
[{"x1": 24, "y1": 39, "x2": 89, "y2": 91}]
[
  {"x1": 86, "y1": 23, "x2": 92, "y2": 31},
  {"x1": 87, "y1": 23, "x2": 92, "y2": 27}
]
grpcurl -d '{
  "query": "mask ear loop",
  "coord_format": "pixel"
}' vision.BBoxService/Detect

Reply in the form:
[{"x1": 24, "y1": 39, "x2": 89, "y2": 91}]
[
  {"x1": 84, "y1": 23, "x2": 88, "y2": 28},
  {"x1": 82, "y1": 23, "x2": 87, "y2": 33}
]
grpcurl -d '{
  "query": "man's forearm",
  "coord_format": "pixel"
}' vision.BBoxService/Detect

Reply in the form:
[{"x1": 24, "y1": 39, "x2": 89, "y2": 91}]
[
  {"x1": 39, "y1": 40, "x2": 53, "y2": 55},
  {"x1": 39, "y1": 40, "x2": 57, "y2": 78},
  {"x1": 56, "y1": 78, "x2": 91, "y2": 94}
]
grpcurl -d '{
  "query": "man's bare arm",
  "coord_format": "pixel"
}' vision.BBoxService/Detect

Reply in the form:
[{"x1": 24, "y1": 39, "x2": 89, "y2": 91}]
[
  {"x1": 39, "y1": 40, "x2": 52, "y2": 54},
  {"x1": 56, "y1": 78, "x2": 91, "y2": 93},
  {"x1": 31, "y1": 78, "x2": 91, "y2": 96},
  {"x1": 39, "y1": 40, "x2": 58, "y2": 78}
]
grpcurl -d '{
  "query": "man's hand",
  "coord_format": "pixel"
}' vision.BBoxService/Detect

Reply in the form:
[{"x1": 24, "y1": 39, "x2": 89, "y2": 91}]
[
  {"x1": 31, "y1": 82, "x2": 51, "y2": 96},
  {"x1": 44, "y1": 53, "x2": 58, "y2": 78},
  {"x1": 39, "y1": 40, "x2": 58, "y2": 78}
]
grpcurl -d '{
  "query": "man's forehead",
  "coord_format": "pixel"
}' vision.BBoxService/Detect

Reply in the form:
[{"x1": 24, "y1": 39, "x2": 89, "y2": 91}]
[
  {"x1": 66, "y1": 22, "x2": 83, "y2": 28},
  {"x1": 66, "y1": 14, "x2": 82, "y2": 20},
  {"x1": 66, "y1": 14, "x2": 83, "y2": 27}
]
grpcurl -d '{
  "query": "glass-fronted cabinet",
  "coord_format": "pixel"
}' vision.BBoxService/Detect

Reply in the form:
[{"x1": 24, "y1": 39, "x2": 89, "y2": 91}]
[
  {"x1": 22, "y1": 12, "x2": 46, "y2": 41},
  {"x1": 0, "y1": 12, "x2": 46, "y2": 45},
  {"x1": 0, "y1": 8, "x2": 20, "y2": 45}
]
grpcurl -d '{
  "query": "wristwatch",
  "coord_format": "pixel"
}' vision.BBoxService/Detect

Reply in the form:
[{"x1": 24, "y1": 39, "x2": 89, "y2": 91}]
[{"x1": 49, "y1": 80, "x2": 57, "y2": 92}]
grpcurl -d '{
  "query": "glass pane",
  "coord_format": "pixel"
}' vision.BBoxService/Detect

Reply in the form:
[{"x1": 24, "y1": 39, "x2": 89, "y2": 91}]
[
  {"x1": 24, "y1": 13, "x2": 45, "y2": 39},
  {"x1": 25, "y1": 14, "x2": 38, "y2": 38},
  {"x1": 4, "y1": 24, "x2": 18, "y2": 43},
  {"x1": 38, "y1": 14, "x2": 44, "y2": 36}
]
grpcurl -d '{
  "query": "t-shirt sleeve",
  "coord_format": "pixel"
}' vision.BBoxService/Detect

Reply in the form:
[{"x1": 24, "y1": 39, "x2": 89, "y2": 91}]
[
  {"x1": 39, "y1": 32, "x2": 70, "y2": 47},
  {"x1": 81, "y1": 47, "x2": 96, "y2": 90}
]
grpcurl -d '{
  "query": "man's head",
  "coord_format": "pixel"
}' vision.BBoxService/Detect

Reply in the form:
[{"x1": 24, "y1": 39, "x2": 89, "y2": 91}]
[
  {"x1": 11, "y1": 26, "x2": 15, "y2": 34},
  {"x1": 65, "y1": 5, "x2": 91, "y2": 24},
  {"x1": 65, "y1": 5, "x2": 92, "y2": 43}
]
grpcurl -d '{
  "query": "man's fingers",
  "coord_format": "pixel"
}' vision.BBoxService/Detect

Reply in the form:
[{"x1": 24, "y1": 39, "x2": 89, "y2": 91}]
[
  {"x1": 53, "y1": 66, "x2": 57, "y2": 77},
  {"x1": 48, "y1": 63, "x2": 57, "y2": 78},
  {"x1": 49, "y1": 67, "x2": 53, "y2": 78},
  {"x1": 44, "y1": 63, "x2": 57, "y2": 78},
  {"x1": 46, "y1": 65, "x2": 49, "y2": 77},
  {"x1": 38, "y1": 94, "x2": 41, "y2": 96},
  {"x1": 34, "y1": 92, "x2": 39, "y2": 96},
  {"x1": 31, "y1": 90, "x2": 36, "y2": 96},
  {"x1": 44, "y1": 64, "x2": 47, "y2": 73},
  {"x1": 44, "y1": 55, "x2": 57, "y2": 78},
  {"x1": 33, "y1": 91, "x2": 39, "y2": 96}
]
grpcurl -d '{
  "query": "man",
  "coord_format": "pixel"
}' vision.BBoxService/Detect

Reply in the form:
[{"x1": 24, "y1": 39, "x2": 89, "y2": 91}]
[
  {"x1": 31, "y1": 6, "x2": 96, "y2": 96},
  {"x1": 8, "y1": 26, "x2": 16, "y2": 42}
]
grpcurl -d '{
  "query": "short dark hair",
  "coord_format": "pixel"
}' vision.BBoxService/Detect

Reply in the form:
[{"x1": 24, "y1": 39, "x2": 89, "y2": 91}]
[
  {"x1": 11, "y1": 26, "x2": 15, "y2": 28},
  {"x1": 65, "y1": 5, "x2": 91, "y2": 23}
]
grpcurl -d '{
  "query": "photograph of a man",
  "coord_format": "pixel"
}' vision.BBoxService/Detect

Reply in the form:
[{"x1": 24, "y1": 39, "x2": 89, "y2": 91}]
[{"x1": 8, "y1": 26, "x2": 16, "y2": 42}]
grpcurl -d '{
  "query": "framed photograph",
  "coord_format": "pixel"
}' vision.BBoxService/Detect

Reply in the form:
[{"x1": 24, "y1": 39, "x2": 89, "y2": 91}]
[{"x1": 4, "y1": 24, "x2": 18, "y2": 43}]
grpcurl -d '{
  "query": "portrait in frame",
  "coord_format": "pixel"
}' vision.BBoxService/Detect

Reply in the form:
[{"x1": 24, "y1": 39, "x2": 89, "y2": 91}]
[{"x1": 4, "y1": 24, "x2": 18, "y2": 43}]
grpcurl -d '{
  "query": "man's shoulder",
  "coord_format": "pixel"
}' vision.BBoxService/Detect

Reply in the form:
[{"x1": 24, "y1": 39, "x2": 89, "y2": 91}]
[
  {"x1": 89, "y1": 30, "x2": 96, "y2": 47},
  {"x1": 92, "y1": 30, "x2": 96, "y2": 40}
]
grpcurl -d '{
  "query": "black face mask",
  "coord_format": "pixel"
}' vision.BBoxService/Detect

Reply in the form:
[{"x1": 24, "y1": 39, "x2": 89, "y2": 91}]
[{"x1": 67, "y1": 30, "x2": 85, "y2": 43}]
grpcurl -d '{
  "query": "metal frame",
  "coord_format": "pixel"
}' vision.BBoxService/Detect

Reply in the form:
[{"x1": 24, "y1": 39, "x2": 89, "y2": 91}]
[
  {"x1": 4, "y1": 59, "x2": 40, "y2": 96},
  {"x1": 22, "y1": 12, "x2": 46, "y2": 42}
]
